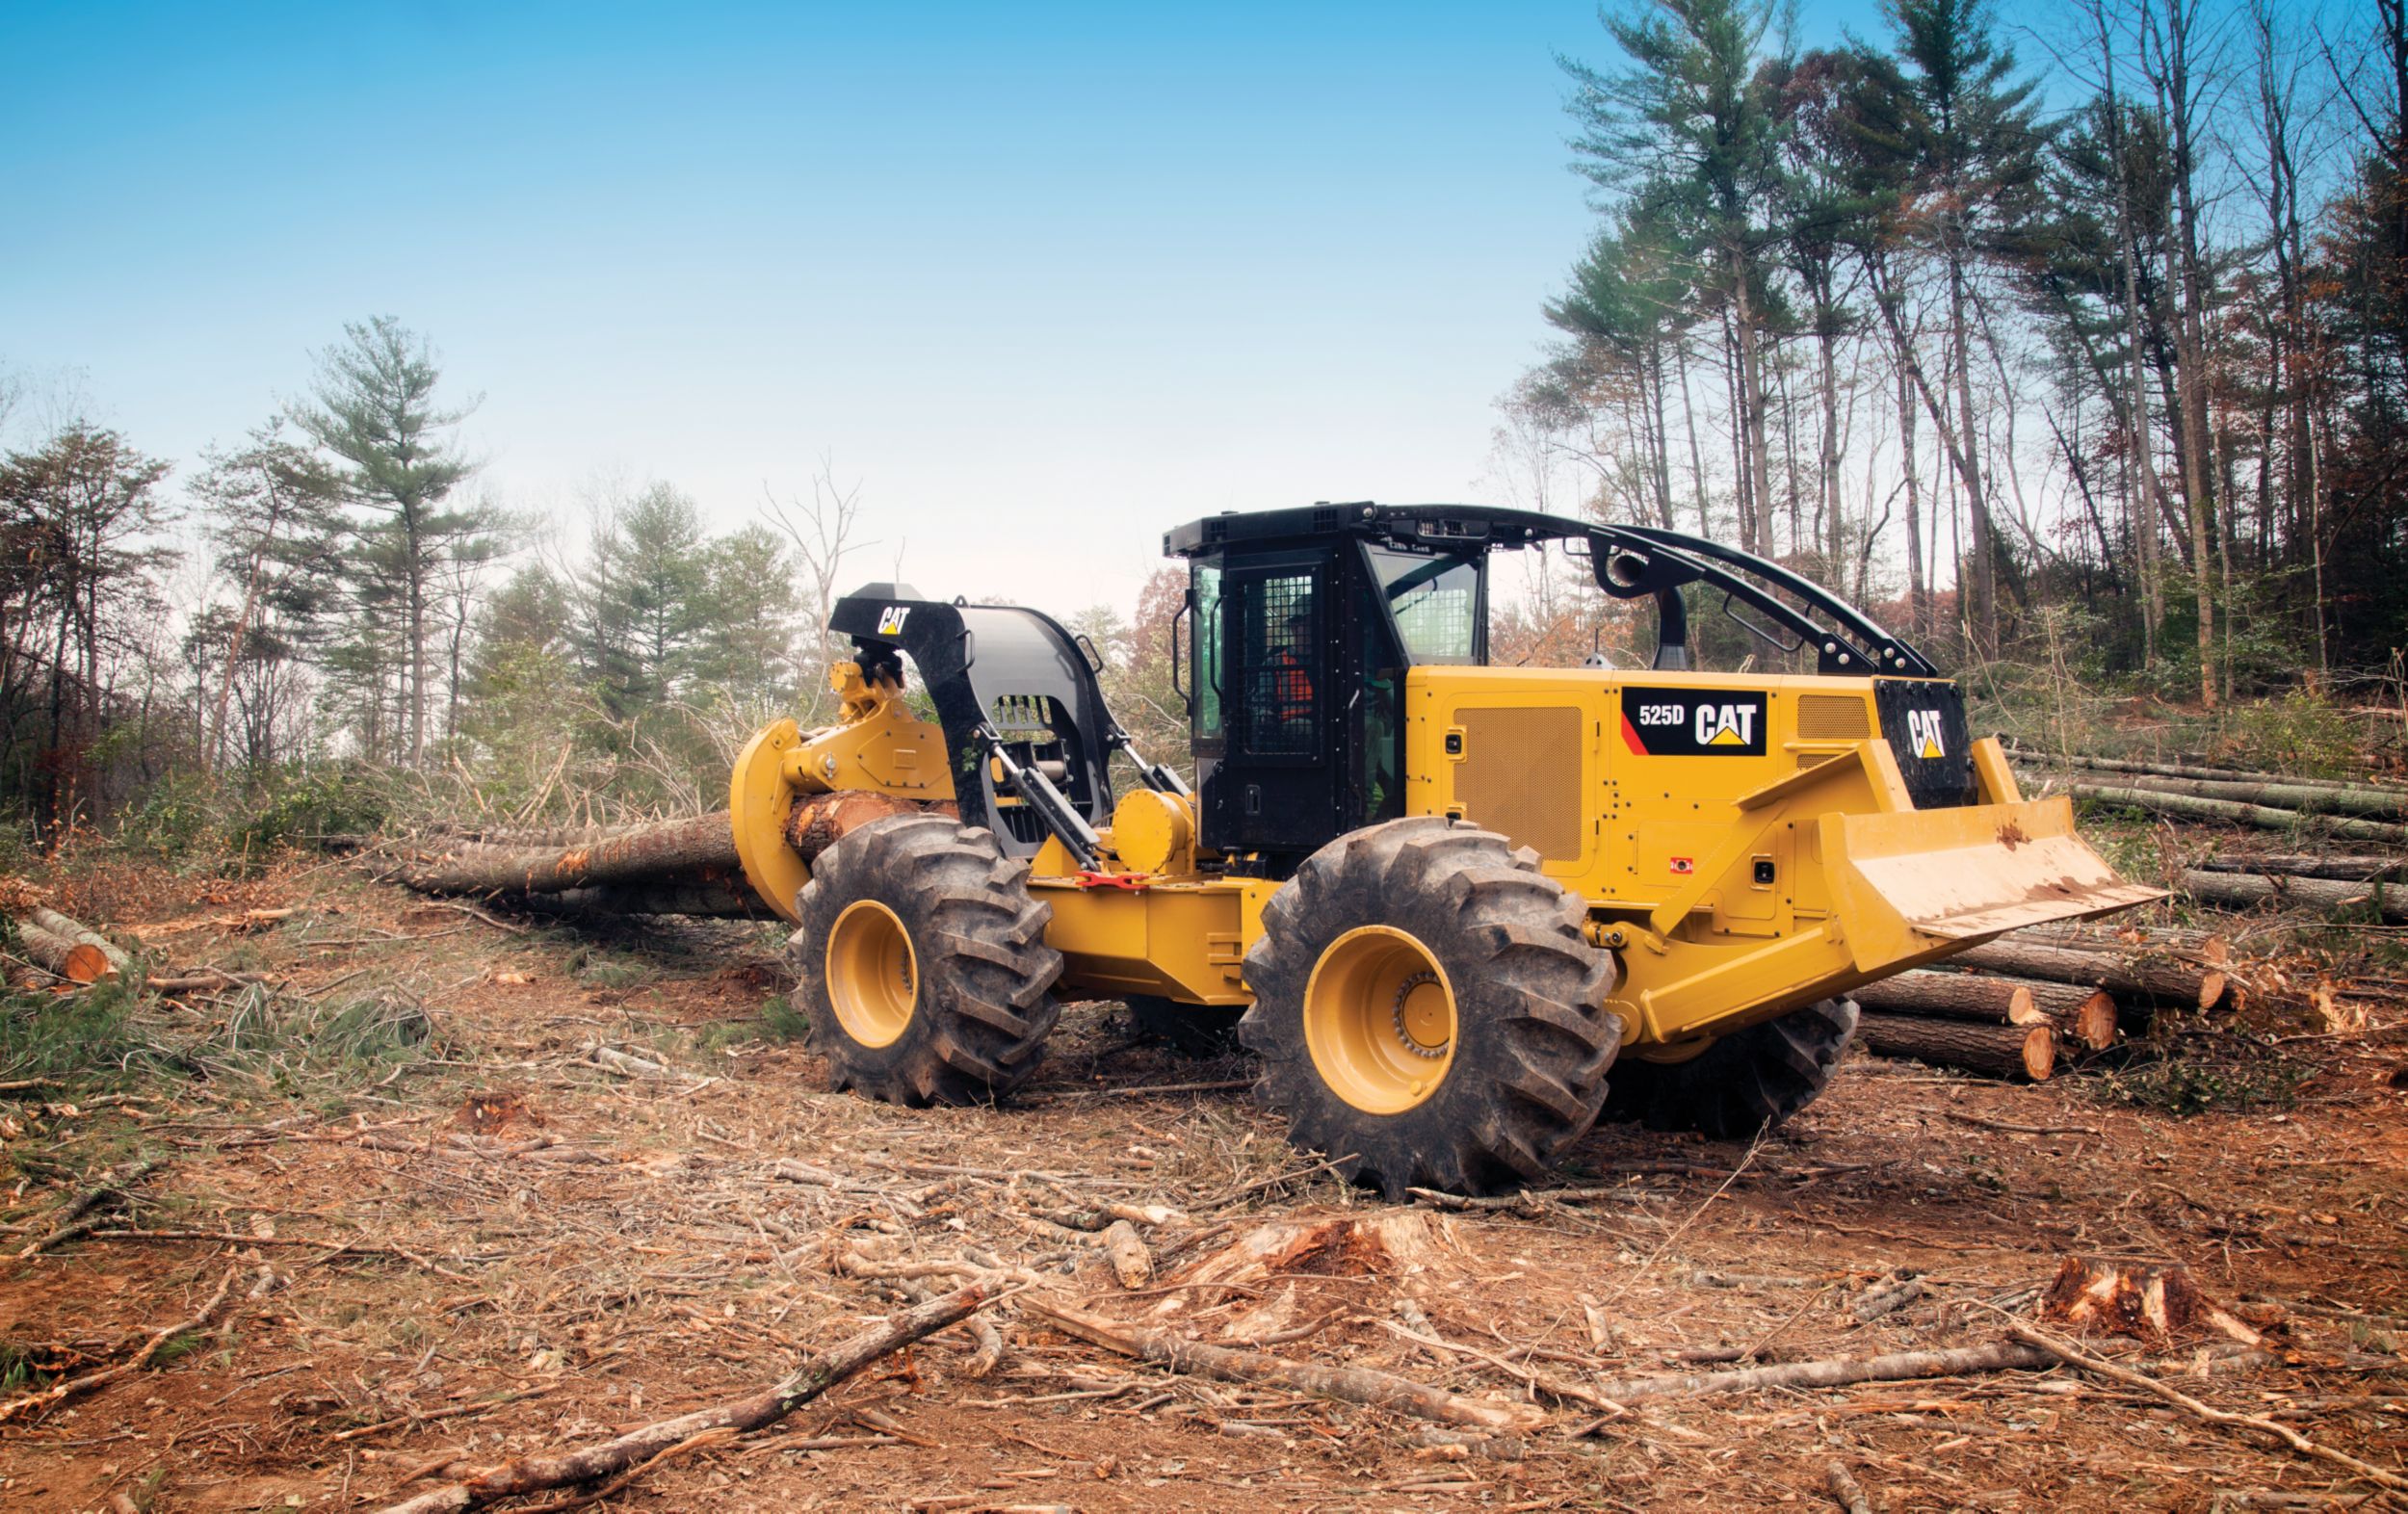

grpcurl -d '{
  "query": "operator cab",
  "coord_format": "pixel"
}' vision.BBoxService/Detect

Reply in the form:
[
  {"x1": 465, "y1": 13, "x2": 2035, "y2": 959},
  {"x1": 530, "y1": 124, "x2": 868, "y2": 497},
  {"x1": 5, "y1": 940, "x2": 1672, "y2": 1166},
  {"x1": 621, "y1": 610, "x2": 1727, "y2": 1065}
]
[
  {"x1": 1165, "y1": 502, "x2": 1952, "y2": 874},
  {"x1": 1166, "y1": 505, "x2": 1503, "y2": 870}
]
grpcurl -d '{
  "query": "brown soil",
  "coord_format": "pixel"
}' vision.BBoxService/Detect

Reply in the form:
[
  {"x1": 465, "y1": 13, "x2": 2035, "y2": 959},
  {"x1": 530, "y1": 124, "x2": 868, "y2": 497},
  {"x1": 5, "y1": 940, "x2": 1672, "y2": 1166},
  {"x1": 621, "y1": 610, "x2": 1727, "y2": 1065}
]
[{"x1": 4, "y1": 859, "x2": 2405, "y2": 1512}]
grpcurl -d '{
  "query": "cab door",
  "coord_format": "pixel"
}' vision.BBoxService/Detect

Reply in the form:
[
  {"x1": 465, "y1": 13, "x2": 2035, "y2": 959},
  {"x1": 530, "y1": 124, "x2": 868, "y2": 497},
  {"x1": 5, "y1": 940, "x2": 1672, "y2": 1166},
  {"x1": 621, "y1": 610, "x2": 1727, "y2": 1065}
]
[{"x1": 1195, "y1": 550, "x2": 1339, "y2": 860}]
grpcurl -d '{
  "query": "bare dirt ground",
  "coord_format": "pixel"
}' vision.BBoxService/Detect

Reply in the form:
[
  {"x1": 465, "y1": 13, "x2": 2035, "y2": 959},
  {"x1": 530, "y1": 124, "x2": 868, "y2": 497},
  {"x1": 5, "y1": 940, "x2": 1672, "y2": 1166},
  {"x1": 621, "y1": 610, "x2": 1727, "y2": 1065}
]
[{"x1": 4, "y1": 857, "x2": 2405, "y2": 1512}]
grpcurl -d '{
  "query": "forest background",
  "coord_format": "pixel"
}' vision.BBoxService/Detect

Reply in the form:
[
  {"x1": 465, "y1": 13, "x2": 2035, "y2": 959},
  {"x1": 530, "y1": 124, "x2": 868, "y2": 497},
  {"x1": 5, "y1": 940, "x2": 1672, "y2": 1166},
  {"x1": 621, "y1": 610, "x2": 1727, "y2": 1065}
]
[{"x1": 4, "y1": 0, "x2": 2404, "y2": 858}]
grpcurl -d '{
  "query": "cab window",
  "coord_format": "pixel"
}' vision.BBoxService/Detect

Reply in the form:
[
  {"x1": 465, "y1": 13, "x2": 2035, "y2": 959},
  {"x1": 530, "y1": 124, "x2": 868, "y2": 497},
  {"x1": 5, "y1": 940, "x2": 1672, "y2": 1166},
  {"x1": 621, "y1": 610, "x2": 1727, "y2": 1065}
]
[
  {"x1": 1368, "y1": 547, "x2": 1482, "y2": 663},
  {"x1": 1192, "y1": 561, "x2": 1224, "y2": 743}
]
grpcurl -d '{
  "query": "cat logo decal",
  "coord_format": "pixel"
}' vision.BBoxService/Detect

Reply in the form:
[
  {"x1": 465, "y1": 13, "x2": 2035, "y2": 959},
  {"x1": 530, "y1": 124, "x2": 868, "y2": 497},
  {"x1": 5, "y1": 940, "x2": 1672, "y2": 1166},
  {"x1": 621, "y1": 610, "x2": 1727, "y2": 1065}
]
[
  {"x1": 877, "y1": 606, "x2": 911, "y2": 637},
  {"x1": 1697, "y1": 702, "x2": 1756, "y2": 747},
  {"x1": 1905, "y1": 708, "x2": 1948, "y2": 761},
  {"x1": 1620, "y1": 688, "x2": 1768, "y2": 757}
]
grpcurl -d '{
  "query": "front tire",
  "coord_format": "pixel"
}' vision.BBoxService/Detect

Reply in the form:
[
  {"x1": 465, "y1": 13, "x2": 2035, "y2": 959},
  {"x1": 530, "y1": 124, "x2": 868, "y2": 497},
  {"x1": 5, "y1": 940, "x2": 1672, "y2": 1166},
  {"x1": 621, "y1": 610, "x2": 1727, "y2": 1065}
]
[
  {"x1": 1605, "y1": 997, "x2": 1859, "y2": 1138},
  {"x1": 792, "y1": 815, "x2": 1063, "y2": 1106},
  {"x1": 1239, "y1": 818, "x2": 1621, "y2": 1197}
]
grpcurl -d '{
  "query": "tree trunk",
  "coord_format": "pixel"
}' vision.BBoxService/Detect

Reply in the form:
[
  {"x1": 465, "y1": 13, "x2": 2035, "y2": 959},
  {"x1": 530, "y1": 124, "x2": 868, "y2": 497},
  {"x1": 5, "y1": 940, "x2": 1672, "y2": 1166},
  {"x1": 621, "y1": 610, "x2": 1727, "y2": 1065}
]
[
  {"x1": 2004, "y1": 745, "x2": 2407, "y2": 794},
  {"x1": 2055, "y1": 782, "x2": 2408, "y2": 844},
  {"x1": 1900, "y1": 361, "x2": 1926, "y2": 640},
  {"x1": 2032, "y1": 771, "x2": 2408, "y2": 821},
  {"x1": 2179, "y1": 870, "x2": 2408, "y2": 922},
  {"x1": 1850, "y1": 973, "x2": 2114, "y2": 1051},
  {"x1": 1857, "y1": 1012, "x2": 2055, "y2": 1081},
  {"x1": 1848, "y1": 972, "x2": 2049, "y2": 1024},
  {"x1": 27, "y1": 907, "x2": 130, "y2": 975},
  {"x1": 15, "y1": 922, "x2": 114, "y2": 983},
  {"x1": 1734, "y1": 241, "x2": 1775, "y2": 557},
  {"x1": 1950, "y1": 261, "x2": 1997, "y2": 656},
  {"x1": 516, "y1": 880, "x2": 777, "y2": 921},
  {"x1": 380, "y1": 814, "x2": 741, "y2": 896},
  {"x1": 2195, "y1": 853, "x2": 2407, "y2": 881},
  {"x1": 1947, "y1": 938, "x2": 2228, "y2": 1011},
  {"x1": 375, "y1": 794, "x2": 950, "y2": 911}
]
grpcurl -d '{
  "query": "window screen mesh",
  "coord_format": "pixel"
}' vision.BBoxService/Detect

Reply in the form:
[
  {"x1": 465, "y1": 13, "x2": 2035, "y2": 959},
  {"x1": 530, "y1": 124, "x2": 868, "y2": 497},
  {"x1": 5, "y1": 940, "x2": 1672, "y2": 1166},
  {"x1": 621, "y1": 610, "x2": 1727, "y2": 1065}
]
[{"x1": 1238, "y1": 574, "x2": 1316, "y2": 756}]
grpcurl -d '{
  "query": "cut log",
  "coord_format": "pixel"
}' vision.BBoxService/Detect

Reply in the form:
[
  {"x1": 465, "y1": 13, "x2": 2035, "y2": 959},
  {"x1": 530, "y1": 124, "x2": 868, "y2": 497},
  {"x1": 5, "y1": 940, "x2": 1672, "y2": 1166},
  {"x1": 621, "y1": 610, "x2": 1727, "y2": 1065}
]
[
  {"x1": 1948, "y1": 939, "x2": 2230, "y2": 1012},
  {"x1": 2052, "y1": 783, "x2": 2408, "y2": 844},
  {"x1": 2084, "y1": 774, "x2": 2408, "y2": 822},
  {"x1": 377, "y1": 793, "x2": 954, "y2": 916},
  {"x1": 1856, "y1": 1013, "x2": 2054, "y2": 1081},
  {"x1": 380, "y1": 814, "x2": 741, "y2": 896},
  {"x1": 27, "y1": 907, "x2": 131, "y2": 971},
  {"x1": 783, "y1": 791, "x2": 955, "y2": 866},
  {"x1": 2180, "y1": 869, "x2": 2408, "y2": 923},
  {"x1": 2052, "y1": 988, "x2": 2119, "y2": 1053},
  {"x1": 1584, "y1": 1339, "x2": 2054, "y2": 1404},
  {"x1": 14, "y1": 922, "x2": 114, "y2": 983},
  {"x1": 1849, "y1": 972, "x2": 2048, "y2": 1025},
  {"x1": 2004, "y1": 744, "x2": 2408, "y2": 795},
  {"x1": 1099, "y1": 1220, "x2": 1153, "y2": 1290},
  {"x1": 2195, "y1": 853, "x2": 2406, "y2": 882}
]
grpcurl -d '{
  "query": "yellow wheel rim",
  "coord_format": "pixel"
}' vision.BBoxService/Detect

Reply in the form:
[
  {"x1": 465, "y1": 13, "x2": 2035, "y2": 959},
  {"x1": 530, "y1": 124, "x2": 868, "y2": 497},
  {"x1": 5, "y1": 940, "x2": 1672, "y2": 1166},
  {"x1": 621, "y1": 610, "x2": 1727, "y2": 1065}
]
[
  {"x1": 824, "y1": 900, "x2": 918, "y2": 1049},
  {"x1": 1302, "y1": 926, "x2": 1456, "y2": 1115}
]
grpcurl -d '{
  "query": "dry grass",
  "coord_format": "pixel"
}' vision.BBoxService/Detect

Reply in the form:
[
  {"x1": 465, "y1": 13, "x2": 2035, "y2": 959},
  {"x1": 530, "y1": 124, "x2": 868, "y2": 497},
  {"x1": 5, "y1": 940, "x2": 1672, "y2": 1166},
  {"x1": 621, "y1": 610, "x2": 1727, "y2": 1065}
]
[{"x1": 1, "y1": 856, "x2": 2405, "y2": 1511}]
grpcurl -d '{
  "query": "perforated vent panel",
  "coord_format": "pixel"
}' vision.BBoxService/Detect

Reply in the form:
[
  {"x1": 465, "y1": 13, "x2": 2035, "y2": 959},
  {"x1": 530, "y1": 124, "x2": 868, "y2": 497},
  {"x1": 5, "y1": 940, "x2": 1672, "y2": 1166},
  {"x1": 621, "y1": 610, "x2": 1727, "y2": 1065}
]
[
  {"x1": 1796, "y1": 694, "x2": 1872, "y2": 741},
  {"x1": 1453, "y1": 707, "x2": 1583, "y2": 862}
]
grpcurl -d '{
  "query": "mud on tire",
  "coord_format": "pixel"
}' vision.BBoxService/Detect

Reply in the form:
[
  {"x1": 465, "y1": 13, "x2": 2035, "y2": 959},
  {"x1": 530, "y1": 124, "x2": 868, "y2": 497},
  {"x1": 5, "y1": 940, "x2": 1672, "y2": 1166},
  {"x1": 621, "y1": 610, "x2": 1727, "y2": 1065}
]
[
  {"x1": 1239, "y1": 817, "x2": 1621, "y2": 1197},
  {"x1": 1605, "y1": 997, "x2": 1859, "y2": 1138},
  {"x1": 792, "y1": 814, "x2": 1063, "y2": 1106}
]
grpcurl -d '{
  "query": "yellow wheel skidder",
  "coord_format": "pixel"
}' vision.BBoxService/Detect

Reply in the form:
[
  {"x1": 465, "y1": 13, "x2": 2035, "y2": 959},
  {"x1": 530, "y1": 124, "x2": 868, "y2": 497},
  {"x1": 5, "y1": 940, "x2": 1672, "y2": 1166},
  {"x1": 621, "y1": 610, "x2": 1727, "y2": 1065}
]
[{"x1": 729, "y1": 505, "x2": 2160, "y2": 1194}]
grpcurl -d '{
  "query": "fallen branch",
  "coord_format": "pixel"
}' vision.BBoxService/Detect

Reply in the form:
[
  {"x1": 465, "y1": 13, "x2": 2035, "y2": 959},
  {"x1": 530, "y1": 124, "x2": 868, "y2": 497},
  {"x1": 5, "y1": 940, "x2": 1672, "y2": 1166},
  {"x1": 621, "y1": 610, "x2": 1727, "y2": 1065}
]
[
  {"x1": 1825, "y1": 1460, "x2": 1875, "y2": 1514},
  {"x1": 1022, "y1": 1295, "x2": 1542, "y2": 1431},
  {"x1": 13, "y1": 1157, "x2": 161, "y2": 1259},
  {"x1": 0, "y1": 1266, "x2": 237, "y2": 1424},
  {"x1": 1584, "y1": 1339, "x2": 2053, "y2": 1403},
  {"x1": 371, "y1": 1282, "x2": 994, "y2": 1514},
  {"x1": 2007, "y1": 1322, "x2": 2408, "y2": 1494},
  {"x1": 144, "y1": 967, "x2": 274, "y2": 994}
]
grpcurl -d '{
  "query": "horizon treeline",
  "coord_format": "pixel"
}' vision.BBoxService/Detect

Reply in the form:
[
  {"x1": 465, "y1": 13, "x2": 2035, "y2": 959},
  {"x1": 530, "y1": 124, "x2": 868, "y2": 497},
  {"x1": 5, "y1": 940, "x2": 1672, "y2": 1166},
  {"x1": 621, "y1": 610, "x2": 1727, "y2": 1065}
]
[
  {"x1": 2, "y1": 0, "x2": 2402, "y2": 848},
  {"x1": 1506, "y1": 0, "x2": 2406, "y2": 702}
]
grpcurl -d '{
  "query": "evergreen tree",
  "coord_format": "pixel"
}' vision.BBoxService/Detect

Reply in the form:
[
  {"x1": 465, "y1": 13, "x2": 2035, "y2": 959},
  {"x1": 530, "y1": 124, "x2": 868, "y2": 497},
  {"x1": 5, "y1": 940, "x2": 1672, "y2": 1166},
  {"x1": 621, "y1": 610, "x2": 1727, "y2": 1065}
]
[
  {"x1": 1563, "y1": 0, "x2": 1792, "y2": 551},
  {"x1": 292, "y1": 316, "x2": 495, "y2": 763}
]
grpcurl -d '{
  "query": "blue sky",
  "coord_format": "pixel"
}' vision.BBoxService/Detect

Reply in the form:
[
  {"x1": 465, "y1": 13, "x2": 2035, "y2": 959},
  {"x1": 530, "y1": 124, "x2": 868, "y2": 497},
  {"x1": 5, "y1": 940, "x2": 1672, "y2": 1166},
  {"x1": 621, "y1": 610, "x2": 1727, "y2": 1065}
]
[{"x1": 3, "y1": 2, "x2": 1884, "y2": 613}]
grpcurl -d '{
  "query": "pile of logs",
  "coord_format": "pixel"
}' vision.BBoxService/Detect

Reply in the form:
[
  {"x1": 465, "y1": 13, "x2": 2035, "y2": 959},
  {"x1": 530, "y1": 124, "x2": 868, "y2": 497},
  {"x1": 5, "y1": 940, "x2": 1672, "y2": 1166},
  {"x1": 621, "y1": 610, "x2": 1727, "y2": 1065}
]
[
  {"x1": 2006, "y1": 744, "x2": 2408, "y2": 844},
  {"x1": 12, "y1": 906, "x2": 129, "y2": 984},
  {"x1": 1848, "y1": 930, "x2": 2232, "y2": 1083}
]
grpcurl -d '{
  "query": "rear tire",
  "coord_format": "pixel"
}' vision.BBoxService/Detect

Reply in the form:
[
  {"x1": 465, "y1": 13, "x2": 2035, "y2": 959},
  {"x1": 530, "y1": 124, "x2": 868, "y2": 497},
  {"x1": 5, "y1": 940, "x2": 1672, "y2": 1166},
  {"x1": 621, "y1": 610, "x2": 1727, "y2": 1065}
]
[
  {"x1": 792, "y1": 815, "x2": 1063, "y2": 1106},
  {"x1": 1127, "y1": 995, "x2": 1245, "y2": 1057},
  {"x1": 1607, "y1": 997, "x2": 1858, "y2": 1138},
  {"x1": 1239, "y1": 817, "x2": 1621, "y2": 1197}
]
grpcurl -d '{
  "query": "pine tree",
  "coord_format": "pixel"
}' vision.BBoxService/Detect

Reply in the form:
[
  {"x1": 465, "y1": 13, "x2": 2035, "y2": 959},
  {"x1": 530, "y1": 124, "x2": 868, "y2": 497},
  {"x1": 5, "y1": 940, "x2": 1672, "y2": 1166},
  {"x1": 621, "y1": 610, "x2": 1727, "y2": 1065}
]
[{"x1": 292, "y1": 316, "x2": 494, "y2": 763}]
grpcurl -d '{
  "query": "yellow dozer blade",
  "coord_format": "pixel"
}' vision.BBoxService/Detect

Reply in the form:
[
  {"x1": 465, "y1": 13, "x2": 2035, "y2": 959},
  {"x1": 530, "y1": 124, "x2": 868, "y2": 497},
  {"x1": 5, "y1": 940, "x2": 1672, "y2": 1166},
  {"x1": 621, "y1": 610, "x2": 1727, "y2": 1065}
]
[
  {"x1": 1820, "y1": 794, "x2": 2165, "y2": 974},
  {"x1": 1624, "y1": 739, "x2": 2164, "y2": 1047}
]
